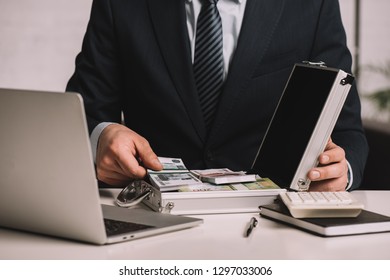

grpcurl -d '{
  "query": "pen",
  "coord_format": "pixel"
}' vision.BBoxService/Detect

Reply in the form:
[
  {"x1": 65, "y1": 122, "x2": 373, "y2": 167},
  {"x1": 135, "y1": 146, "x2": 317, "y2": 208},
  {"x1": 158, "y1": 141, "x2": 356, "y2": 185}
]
[{"x1": 245, "y1": 217, "x2": 258, "y2": 237}]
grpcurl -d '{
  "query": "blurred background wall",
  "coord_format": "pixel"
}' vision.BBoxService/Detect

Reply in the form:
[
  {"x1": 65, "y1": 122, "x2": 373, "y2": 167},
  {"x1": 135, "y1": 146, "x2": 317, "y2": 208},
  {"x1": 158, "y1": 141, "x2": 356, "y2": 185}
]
[
  {"x1": 0, "y1": 0, "x2": 389, "y2": 188},
  {"x1": 0, "y1": 0, "x2": 92, "y2": 91}
]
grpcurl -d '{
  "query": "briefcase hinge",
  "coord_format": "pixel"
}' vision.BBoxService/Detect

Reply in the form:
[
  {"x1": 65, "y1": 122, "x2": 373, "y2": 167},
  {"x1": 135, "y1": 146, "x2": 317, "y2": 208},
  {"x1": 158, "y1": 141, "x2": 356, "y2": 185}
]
[
  {"x1": 340, "y1": 74, "x2": 355, "y2": 86},
  {"x1": 297, "y1": 178, "x2": 310, "y2": 191},
  {"x1": 160, "y1": 202, "x2": 175, "y2": 214}
]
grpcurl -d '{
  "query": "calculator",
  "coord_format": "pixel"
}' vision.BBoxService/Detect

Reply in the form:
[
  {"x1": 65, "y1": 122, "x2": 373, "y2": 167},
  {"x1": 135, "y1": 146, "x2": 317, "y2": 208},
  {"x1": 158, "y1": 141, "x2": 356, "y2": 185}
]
[{"x1": 279, "y1": 191, "x2": 364, "y2": 218}]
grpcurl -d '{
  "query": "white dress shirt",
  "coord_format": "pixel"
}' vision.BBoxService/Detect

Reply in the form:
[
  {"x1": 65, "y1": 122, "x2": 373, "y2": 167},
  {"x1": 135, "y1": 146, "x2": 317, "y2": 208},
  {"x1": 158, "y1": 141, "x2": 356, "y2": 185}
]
[{"x1": 186, "y1": 0, "x2": 247, "y2": 78}]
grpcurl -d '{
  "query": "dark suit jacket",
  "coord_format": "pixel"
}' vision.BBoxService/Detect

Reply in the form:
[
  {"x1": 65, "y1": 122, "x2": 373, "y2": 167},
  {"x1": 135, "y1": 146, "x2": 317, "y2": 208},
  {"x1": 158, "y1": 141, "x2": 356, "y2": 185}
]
[{"x1": 66, "y1": 0, "x2": 368, "y2": 190}]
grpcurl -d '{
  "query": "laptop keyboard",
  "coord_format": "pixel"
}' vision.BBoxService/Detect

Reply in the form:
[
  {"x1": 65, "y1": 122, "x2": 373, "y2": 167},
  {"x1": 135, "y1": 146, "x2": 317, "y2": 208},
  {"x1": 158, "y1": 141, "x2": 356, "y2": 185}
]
[{"x1": 104, "y1": 218, "x2": 154, "y2": 236}]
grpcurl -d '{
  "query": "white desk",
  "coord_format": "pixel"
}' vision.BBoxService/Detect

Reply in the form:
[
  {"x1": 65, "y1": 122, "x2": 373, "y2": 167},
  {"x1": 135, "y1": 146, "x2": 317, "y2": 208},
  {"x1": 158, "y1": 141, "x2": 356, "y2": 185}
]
[{"x1": 1, "y1": 190, "x2": 389, "y2": 260}]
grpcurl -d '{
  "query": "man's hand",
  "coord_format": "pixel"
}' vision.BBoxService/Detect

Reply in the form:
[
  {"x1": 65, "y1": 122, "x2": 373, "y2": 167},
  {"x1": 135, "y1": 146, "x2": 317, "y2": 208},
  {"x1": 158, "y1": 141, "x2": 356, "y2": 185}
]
[
  {"x1": 308, "y1": 138, "x2": 349, "y2": 192},
  {"x1": 96, "y1": 124, "x2": 163, "y2": 186}
]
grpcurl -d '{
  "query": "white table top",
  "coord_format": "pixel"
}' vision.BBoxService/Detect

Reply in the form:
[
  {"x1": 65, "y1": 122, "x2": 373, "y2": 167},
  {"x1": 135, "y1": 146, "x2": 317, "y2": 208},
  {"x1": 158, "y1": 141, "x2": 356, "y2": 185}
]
[{"x1": 1, "y1": 190, "x2": 389, "y2": 260}]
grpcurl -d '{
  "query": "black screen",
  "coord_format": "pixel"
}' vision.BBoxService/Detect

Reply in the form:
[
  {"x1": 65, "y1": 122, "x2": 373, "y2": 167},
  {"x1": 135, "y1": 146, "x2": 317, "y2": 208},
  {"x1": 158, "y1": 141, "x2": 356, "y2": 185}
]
[{"x1": 250, "y1": 64, "x2": 338, "y2": 188}]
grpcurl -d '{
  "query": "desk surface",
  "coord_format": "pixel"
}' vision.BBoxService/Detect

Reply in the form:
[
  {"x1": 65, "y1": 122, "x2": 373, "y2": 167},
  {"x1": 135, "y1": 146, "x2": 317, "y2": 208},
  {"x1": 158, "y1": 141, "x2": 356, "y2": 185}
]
[{"x1": 1, "y1": 190, "x2": 389, "y2": 260}]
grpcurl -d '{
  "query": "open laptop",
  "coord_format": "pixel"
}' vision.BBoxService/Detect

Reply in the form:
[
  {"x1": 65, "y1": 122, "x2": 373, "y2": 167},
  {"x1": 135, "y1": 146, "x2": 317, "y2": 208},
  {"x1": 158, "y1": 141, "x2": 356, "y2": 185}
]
[{"x1": 0, "y1": 88, "x2": 202, "y2": 245}]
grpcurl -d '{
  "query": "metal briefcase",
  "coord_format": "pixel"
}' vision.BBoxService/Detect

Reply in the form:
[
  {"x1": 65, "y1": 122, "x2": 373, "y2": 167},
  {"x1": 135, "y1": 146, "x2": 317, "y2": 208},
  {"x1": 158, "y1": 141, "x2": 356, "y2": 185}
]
[{"x1": 116, "y1": 180, "x2": 285, "y2": 215}]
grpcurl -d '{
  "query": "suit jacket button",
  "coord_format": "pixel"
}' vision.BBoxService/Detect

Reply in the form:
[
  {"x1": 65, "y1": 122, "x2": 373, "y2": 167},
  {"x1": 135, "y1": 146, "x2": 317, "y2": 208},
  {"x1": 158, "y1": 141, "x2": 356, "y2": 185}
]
[{"x1": 205, "y1": 150, "x2": 214, "y2": 162}]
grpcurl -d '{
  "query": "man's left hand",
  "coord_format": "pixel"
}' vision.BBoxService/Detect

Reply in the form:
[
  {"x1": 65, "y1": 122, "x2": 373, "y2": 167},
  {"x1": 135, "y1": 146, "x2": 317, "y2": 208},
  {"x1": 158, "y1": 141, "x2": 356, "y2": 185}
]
[{"x1": 308, "y1": 138, "x2": 349, "y2": 192}]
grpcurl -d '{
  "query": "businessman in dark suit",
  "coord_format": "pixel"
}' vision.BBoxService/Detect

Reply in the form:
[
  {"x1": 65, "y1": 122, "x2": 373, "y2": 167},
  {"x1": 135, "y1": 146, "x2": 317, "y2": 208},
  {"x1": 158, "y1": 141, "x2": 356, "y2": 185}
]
[{"x1": 67, "y1": 0, "x2": 368, "y2": 191}]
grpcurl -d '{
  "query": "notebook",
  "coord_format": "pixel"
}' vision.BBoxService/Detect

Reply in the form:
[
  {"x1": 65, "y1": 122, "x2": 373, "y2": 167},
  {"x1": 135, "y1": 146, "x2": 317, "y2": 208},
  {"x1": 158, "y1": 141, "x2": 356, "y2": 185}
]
[
  {"x1": 0, "y1": 88, "x2": 203, "y2": 245},
  {"x1": 260, "y1": 200, "x2": 390, "y2": 237},
  {"x1": 248, "y1": 62, "x2": 354, "y2": 191}
]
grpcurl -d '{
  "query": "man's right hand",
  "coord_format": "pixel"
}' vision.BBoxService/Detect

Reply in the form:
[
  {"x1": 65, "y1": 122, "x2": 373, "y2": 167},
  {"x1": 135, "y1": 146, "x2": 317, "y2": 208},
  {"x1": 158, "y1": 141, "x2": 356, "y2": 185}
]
[{"x1": 95, "y1": 124, "x2": 163, "y2": 186}]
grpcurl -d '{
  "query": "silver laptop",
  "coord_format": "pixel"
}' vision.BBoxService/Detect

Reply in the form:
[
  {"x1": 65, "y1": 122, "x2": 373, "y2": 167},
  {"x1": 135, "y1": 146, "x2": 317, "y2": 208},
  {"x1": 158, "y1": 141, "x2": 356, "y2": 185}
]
[{"x1": 0, "y1": 88, "x2": 202, "y2": 245}]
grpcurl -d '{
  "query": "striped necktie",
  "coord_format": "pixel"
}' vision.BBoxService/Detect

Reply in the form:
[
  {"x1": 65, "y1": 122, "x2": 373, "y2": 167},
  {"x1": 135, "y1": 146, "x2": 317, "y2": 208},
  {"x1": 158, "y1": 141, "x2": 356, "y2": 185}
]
[{"x1": 193, "y1": 0, "x2": 224, "y2": 131}]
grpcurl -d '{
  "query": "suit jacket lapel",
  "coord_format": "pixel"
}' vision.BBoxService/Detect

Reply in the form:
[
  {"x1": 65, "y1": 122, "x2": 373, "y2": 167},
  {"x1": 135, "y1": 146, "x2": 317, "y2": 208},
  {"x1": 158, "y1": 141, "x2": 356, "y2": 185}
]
[
  {"x1": 209, "y1": 0, "x2": 286, "y2": 141},
  {"x1": 147, "y1": 0, "x2": 207, "y2": 142}
]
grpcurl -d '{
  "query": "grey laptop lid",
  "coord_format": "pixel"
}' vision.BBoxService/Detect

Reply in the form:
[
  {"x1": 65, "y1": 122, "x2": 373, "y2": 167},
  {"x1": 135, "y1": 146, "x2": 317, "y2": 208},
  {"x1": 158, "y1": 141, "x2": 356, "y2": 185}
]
[{"x1": 0, "y1": 88, "x2": 202, "y2": 245}]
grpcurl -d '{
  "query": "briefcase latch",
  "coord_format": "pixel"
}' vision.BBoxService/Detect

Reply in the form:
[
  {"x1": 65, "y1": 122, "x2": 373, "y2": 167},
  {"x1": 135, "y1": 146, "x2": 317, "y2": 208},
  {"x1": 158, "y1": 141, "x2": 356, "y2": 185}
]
[{"x1": 115, "y1": 180, "x2": 152, "y2": 208}]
